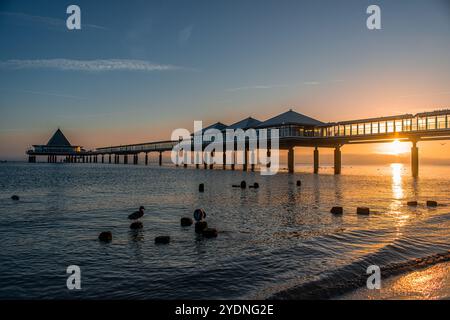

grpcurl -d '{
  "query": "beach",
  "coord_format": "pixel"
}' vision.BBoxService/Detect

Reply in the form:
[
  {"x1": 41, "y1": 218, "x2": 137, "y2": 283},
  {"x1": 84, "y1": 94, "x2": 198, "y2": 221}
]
[{"x1": 339, "y1": 261, "x2": 450, "y2": 300}]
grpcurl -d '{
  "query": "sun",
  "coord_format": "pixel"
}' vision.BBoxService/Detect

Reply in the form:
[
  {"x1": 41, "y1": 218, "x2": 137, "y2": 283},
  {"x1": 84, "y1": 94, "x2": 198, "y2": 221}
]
[{"x1": 378, "y1": 140, "x2": 410, "y2": 155}]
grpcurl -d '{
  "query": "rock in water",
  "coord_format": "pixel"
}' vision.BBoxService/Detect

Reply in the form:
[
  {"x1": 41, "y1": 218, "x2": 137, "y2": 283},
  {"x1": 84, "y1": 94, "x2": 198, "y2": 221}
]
[
  {"x1": 202, "y1": 228, "x2": 218, "y2": 238},
  {"x1": 296, "y1": 180, "x2": 301, "y2": 187},
  {"x1": 130, "y1": 221, "x2": 143, "y2": 230},
  {"x1": 195, "y1": 221, "x2": 208, "y2": 234},
  {"x1": 155, "y1": 236, "x2": 170, "y2": 244},
  {"x1": 330, "y1": 206, "x2": 343, "y2": 215},
  {"x1": 98, "y1": 231, "x2": 112, "y2": 242},
  {"x1": 240, "y1": 181, "x2": 247, "y2": 189},
  {"x1": 193, "y1": 209, "x2": 206, "y2": 222},
  {"x1": 357, "y1": 207, "x2": 370, "y2": 215},
  {"x1": 181, "y1": 217, "x2": 193, "y2": 227},
  {"x1": 199, "y1": 183, "x2": 205, "y2": 192},
  {"x1": 249, "y1": 182, "x2": 259, "y2": 189},
  {"x1": 427, "y1": 201, "x2": 438, "y2": 207},
  {"x1": 11, "y1": 195, "x2": 19, "y2": 201},
  {"x1": 407, "y1": 201, "x2": 418, "y2": 207}
]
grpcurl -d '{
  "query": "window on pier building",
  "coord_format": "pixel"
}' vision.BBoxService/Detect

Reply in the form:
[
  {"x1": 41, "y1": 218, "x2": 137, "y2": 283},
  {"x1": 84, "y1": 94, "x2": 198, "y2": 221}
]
[
  {"x1": 364, "y1": 123, "x2": 371, "y2": 135},
  {"x1": 344, "y1": 125, "x2": 350, "y2": 136},
  {"x1": 403, "y1": 119, "x2": 412, "y2": 131},
  {"x1": 351, "y1": 124, "x2": 358, "y2": 136},
  {"x1": 372, "y1": 122, "x2": 379, "y2": 134},
  {"x1": 387, "y1": 121, "x2": 394, "y2": 133},
  {"x1": 427, "y1": 117, "x2": 436, "y2": 130},
  {"x1": 339, "y1": 125, "x2": 345, "y2": 136},
  {"x1": 379, "y1": 122, "x2": 386, "y2": 134},
  {"x1": 437, "y1": 116, "x2": 446, "y2": 129},
  {"x1": 358, "y1": 124, "x2": 364, "y2": 135},
  {"x1": 418, "y1": 118, "x2": 426, "y2": 130},
  {"x1": 395, "y1": 120, "x2": 403, "y2": 132}
]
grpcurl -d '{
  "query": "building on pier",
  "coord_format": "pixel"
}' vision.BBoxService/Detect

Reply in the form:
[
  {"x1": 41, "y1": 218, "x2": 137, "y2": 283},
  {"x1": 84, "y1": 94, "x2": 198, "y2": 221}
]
[{"x1": 26, "y1": 128, "x2": 86, "y2": 163}]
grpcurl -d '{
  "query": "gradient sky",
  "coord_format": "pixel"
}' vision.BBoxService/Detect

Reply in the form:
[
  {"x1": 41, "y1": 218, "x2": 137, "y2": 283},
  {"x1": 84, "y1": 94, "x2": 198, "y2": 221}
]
[{"x1": 0, "y1": 0, "x2": 449, "y2": 161}]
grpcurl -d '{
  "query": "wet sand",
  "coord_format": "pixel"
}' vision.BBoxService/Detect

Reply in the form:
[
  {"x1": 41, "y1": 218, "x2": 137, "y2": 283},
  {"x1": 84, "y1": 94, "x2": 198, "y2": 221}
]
[{"x1": 339, "y1": 262, "x2": 450, "y2": 300}]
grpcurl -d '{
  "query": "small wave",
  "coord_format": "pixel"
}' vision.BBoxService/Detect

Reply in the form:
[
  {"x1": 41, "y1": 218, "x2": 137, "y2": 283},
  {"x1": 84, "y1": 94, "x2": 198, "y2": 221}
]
[{"x1": 269, "y1": 250, "x2": 450, "y2": 300}]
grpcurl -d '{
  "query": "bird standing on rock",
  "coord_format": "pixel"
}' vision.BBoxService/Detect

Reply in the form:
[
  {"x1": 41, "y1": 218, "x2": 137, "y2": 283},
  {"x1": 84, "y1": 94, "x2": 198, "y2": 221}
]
[{"x1": 128, "y1": 206, "x2": 145, "y2": 220}]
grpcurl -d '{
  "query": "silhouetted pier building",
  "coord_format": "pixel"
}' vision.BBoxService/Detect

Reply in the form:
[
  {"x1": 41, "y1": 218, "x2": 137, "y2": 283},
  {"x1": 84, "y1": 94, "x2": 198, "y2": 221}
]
[
  {"x1": 26, "y1": 109, "x2": 450, "y2": 177},
  {"x1": 26, "y1": 129, "x2": 87, "y2": 163}
]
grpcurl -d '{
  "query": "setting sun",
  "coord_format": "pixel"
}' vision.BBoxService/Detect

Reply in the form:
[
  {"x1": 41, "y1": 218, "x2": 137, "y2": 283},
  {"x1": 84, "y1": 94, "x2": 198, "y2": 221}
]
[{"x1": 378, "y1": 140, "x2": 411, "y2": 155}]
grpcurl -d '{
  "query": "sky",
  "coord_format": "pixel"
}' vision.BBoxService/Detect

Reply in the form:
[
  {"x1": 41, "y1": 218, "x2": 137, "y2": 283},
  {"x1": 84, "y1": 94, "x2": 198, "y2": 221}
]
[{"x1": 0, "y1": 0, "x2": 449, "y2": 162}]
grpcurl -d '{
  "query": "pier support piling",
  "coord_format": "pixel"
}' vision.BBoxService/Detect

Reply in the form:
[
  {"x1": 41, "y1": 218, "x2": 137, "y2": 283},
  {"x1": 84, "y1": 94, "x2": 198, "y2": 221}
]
[
  {"x1": 243, "y1": 148, "x2": 249, "y2": 171},
  {"x1": 334, "y1": 146, "x2": 341, "y2": 175},
  {"x1": 124, "y1": 155, "x2": 128, "y2": 165},
  {"x1": 288, "y1": 146, "x2": 295, "y2": 173},
  {"x1": 411, "y1": 141, "x2": 419, "y2": 177},
  {"x1": 314, "y1": 147, "x2": 319, "y2": 174},
  {"x1": 159, "y1": 152, "x2": 162, "y2": 166},
  {"x1": 145, "y1": 153, "x2": 148, "y2": 166}
]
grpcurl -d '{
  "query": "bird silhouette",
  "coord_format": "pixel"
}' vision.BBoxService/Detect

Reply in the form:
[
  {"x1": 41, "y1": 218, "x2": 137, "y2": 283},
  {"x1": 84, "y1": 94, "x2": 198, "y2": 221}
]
[{"x1": 128, "y1": 206, "x2": 145, "y2": 220}]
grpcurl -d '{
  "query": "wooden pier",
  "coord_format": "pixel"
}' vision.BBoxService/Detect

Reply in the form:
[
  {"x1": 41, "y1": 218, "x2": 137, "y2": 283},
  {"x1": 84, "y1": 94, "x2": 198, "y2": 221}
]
[{"x1": 26, "y1": 109, "x2": 450, "y2": 177}]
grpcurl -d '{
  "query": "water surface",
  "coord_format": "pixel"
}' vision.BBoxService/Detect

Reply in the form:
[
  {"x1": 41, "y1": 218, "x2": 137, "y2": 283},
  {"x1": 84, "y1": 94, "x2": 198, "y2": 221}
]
[{"x1": 0, "y1": 162, "x2": 449, "y2": 299}]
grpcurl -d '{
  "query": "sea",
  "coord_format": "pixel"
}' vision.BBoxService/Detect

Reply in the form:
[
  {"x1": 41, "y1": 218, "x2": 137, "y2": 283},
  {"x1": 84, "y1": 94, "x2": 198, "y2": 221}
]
[{"x1": 0, "y1": 162, "x2": 449, "y2": 299}]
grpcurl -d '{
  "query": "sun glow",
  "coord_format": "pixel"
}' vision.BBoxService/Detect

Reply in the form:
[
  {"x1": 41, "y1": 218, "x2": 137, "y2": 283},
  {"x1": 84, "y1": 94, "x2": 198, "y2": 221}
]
[{"x1": 378, "y1": 140, "x2": 410, "y2": 155}]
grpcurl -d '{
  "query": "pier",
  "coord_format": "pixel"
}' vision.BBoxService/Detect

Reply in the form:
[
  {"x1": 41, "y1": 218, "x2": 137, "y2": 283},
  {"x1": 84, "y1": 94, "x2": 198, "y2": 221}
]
[{"x1": 26, "y1": 109, "x2": 450, "y2": 177}]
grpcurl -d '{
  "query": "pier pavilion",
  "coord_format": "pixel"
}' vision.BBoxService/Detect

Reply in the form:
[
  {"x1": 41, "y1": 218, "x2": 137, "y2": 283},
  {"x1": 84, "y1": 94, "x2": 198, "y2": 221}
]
[
  {"x1": 26, "y1": 109, "x2": 450, "y2": 176},
  {"x1": 26, "y1": 128, "x2": 87, "y2": 163}
]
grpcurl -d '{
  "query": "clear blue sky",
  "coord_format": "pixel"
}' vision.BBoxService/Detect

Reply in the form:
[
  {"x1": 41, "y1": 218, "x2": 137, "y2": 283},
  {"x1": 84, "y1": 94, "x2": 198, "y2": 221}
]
[{"x1": 0, "y1": 0, "x2": 449, "y2": 159}]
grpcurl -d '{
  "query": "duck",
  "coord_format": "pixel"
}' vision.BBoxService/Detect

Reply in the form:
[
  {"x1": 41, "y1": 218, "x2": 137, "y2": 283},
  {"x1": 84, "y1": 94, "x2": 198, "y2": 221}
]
[{"x1": 128, "y1": 206, "x2": 145, "y2": 220}]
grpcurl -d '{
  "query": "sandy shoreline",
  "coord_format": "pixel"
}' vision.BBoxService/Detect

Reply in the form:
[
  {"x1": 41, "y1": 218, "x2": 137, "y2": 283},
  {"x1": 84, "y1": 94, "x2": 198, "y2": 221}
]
[{"x1": 338, "y1": 261, "x2": 450, "y2": 300}]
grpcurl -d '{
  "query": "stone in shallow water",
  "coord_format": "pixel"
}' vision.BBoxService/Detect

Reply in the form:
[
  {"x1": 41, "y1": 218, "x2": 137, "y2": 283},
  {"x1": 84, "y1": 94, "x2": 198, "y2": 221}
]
[
  {"x1": 181, "y1": 217, "x2": 193, "y2": 227},
  {"x1": 357, "y1": 207, "x2": 370, "y2": 215},
  {"x1": 130, "y1": 221, "x2": 143, "y2": 230},
  {"x1": 407, "y1": 201, "x2": 418, "y2": 207},
  {"x1": 202, "y1": 228, "x2": 218, "y2": 238},
  {"x1": 426, "y1": 201, "x2": 438, "y2": 207},
  {"x1": 330, "y1": 206, "x2": 343, "y2": 215},
  {"x1": 195, "y1": 221, "x2": 208, "y2": 234},
  {"x1": 98, "y1": 231, "x2": 112, "y2": 242},
  {"x1": 155, "y1": 236, "x2": 170, "y2": 244},
  {"x1": 11, "y1": 195, "x2": 19, "y2": 201},
  {"x1": 199, "y1": 183, "x2": 205, "y2": 192},
  {"x1": 296, "y1": 180, "x2": 302, "y2": 187}
]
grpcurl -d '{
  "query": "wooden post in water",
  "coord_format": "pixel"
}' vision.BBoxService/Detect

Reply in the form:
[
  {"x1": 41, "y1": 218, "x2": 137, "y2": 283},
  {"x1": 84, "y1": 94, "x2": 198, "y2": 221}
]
[
  {"x1": 145, "y1": 153, "x2": 148, "y2": 166},
  {"x1": 334, "y1": 146, "x2": 341, "y2": 175},
  {"x1": 209, "y1": 150, "x2": 214, "y2": 170},
  {"x1": 159, "y1": 152, "x2": 162, "y2": 166},
  {"x1": 288, "y1": 146, "x2": 295, "y2": 173},
  {"x1": 243, "y1": 147, "x2": 249, "y2": 171},
  {"x1": 313, "y1": 147, "x2": 319, "y2": 174},
  {"x1": 124, "y1": 155, "x2": 128, "y2": 165},
  {"x1": 223, "y1": 151, "x2": 227, "y2": 170},
  {"x1": 411, "y1": 140, "x2": 419, "y2": 177}
]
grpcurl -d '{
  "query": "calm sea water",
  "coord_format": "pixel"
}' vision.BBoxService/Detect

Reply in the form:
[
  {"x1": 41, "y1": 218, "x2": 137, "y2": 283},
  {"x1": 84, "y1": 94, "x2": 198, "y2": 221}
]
[{"x1": 0, "y1": 162, "x2": 449, "y2": 299}]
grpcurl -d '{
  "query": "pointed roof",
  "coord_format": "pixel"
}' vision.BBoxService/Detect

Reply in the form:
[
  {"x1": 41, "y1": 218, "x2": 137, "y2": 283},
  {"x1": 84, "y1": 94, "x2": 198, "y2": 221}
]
[
  {"x1": 257, "y1": 109, "x2": 324, "y2": 128},
  {"x1": 227, "y1": 117, "x2": 262, "y2": 130},
  {"x1": 46, "y1": 129, "x2": 72, "y2": 146}
]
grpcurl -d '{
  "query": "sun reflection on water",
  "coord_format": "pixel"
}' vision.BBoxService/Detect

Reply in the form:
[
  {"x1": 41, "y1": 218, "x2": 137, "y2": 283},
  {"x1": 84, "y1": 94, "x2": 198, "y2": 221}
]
[
  {"x1": 390, "y1": 163, "x2": 410, "y2": 229},
  {"x1": 391, "y1": 163, "x2": 404, "y2": 200}
]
